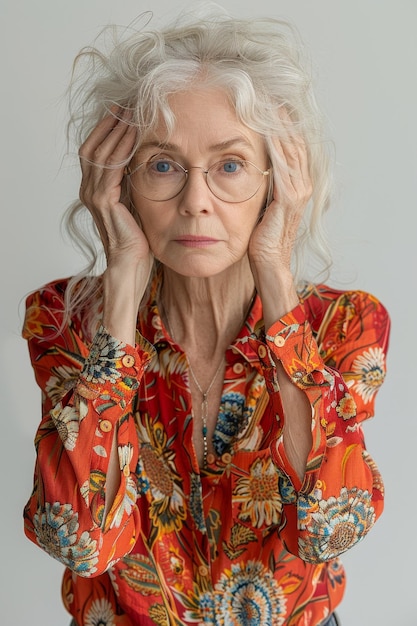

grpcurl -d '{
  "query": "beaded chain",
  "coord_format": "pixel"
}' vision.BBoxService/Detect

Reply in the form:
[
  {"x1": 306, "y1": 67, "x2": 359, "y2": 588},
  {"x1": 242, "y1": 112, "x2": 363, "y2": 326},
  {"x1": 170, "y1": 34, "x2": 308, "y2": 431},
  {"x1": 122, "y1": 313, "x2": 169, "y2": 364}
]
[{"x1": 187, "y1": 358, "x2": 224, "y2": 467}]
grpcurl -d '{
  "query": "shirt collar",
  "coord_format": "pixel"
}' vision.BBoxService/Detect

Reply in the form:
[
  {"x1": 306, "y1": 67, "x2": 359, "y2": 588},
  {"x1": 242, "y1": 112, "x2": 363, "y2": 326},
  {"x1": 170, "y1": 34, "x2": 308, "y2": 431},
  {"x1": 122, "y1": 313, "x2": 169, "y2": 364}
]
[{"x1": 138, "y1": 271, "x2": 264, "y2": 368}]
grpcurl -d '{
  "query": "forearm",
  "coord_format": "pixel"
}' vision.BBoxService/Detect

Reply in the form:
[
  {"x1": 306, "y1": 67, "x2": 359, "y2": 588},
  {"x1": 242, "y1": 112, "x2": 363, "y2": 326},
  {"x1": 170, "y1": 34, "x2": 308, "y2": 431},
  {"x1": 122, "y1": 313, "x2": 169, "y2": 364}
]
[
  {"x1": 253, "y1": 262, "x2": 312, "y2": 480},
  {"x1": 102, "y1": 260, "x2": 152, "y2": 345},
  {"x1": 251, "y1": 261, "x2": 298, "y2": 323}
]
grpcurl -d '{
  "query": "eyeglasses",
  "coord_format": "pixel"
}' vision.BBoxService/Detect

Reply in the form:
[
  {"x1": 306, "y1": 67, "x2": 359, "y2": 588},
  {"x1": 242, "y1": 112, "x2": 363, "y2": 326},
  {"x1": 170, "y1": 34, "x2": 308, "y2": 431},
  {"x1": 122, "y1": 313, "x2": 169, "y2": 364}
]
[{"x1": 126, "y1": 156, "x2": 271, "y2": 203}]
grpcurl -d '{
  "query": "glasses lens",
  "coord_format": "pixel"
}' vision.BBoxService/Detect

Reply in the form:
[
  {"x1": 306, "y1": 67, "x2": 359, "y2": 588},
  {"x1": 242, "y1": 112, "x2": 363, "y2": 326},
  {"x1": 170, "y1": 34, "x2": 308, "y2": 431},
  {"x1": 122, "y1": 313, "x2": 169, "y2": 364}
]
[
  {"x1": 129, "y1": 158, "x2": 186, "y2": 201},
  {"x1": 128, "y1": 158, "x2": 267, "y2": 202},
  {"x1": 207, "y1": 160, "x2": 265, "y2": 202}
]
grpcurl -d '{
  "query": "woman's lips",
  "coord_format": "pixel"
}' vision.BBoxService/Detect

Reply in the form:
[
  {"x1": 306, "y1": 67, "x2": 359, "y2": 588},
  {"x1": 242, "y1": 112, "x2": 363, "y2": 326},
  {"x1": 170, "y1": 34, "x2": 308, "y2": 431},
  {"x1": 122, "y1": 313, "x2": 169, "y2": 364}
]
[{"x1": 174, "y1": 236, "x2": 219, "y2": 248}]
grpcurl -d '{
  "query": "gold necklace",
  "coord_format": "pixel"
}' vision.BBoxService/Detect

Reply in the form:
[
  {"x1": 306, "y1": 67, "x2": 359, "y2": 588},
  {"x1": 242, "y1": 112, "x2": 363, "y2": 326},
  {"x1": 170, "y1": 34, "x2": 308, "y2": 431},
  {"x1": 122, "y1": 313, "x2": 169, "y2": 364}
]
[
  {"x1": 187, "y1": 357, "x2": 224, "y2": 468},
  {"x1": 163, "y1": 308, "x2": 224, "y2": 468},
  {"x1": 161, "y1": 289, "x2": 256, "y2": 468}
]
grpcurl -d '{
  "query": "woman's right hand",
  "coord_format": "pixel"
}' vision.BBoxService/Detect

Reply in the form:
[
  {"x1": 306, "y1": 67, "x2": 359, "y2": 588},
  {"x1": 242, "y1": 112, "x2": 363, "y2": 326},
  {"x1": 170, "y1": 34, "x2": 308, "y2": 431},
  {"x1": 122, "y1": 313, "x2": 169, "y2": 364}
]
[
  {"x1": 79, "y1": 108, "x2": 154, "y2": 344},
  {"x1": 79, "y1": 108, "x2": 152, "y2": 271}
]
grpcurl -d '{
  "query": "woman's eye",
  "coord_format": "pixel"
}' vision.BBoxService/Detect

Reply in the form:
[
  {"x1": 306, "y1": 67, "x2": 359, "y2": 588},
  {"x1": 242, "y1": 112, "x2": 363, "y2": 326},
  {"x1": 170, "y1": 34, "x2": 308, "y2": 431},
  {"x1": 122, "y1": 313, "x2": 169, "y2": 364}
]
[
  {"x1": 152, "y1": 160, "x2": 172, "y2": 173},
  {"x1": 221, "y1": 160, "x2": 244, "y2": 173},
  {"x1": 223, "y1": 161, "x2": 238, "y2": 173}
]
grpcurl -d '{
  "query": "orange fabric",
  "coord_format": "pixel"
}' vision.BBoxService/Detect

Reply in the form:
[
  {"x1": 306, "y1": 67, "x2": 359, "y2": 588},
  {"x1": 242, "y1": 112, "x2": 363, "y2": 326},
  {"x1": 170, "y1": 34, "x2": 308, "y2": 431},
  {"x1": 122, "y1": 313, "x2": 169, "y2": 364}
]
[{"x1": 22, "y1": 278, "x2": 390, "y2": 625}]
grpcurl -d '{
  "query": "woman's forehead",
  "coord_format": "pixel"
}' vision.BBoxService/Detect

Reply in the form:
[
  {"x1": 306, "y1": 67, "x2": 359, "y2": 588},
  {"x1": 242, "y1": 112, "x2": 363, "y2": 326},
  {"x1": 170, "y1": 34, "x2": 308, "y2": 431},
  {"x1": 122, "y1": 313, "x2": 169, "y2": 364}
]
[{"x1": 138, "y1": 89, "x2": 267, "y2": 154}]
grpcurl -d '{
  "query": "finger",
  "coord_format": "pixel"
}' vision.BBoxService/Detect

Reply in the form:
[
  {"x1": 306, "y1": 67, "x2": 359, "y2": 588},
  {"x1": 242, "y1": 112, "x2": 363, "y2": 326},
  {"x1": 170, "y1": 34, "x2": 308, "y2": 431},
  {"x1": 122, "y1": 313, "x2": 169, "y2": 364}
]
[
  {"x1": 79, "y1": 110, "x2": 135, "y2": 167},
  {"x1": 80, "y1": 122, "x2": 134, "y2": 170},
  {"x1": 79, "y1": 126, "x2": 137, "y2": 204},
  {"x1": 272, "y1": 135, "x2": 311, "y2": 196},
  {"x1": 286, "y1": 140, "x2": 310, "y2": 190},
  {"x1": 101, "y1": 122, "x2": 137, "y2": 167},
  {"x1": 272, "y1": 137, "x2": 296, "y2": 194},
  {"x1": 79, "y1": 111, "x2": 121, "y2": 158}
]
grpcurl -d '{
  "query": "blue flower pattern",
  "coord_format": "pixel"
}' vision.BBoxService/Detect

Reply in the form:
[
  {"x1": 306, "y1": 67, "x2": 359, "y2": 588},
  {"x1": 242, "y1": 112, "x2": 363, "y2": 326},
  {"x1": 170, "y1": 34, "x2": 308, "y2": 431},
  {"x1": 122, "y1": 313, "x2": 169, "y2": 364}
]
[{"x1": 213, "y1": 392, "x2": 254, "y2": 456}]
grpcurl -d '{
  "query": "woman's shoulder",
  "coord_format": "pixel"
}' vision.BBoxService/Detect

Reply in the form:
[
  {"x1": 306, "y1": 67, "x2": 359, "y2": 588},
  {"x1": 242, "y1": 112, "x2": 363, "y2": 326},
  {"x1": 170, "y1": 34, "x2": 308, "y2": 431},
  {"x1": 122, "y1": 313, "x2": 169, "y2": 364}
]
[
  {"x1": 297, "y1": 282, "x2": 390, "y2": 333},
  {"x1": 25, "y1": 276, "x2": 72, "y2": 305},
  {"x1": 25, "y1": 275, "x2": 102, "y2": 308},
  {"x1": 22, "y1": 275, "x2": 103, "y2": 342}
]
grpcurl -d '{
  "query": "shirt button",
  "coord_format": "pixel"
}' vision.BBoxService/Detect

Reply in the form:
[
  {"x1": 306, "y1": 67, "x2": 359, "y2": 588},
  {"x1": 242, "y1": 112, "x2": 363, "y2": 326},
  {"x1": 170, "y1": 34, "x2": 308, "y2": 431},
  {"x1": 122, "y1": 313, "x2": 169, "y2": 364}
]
[
  {"x1": 222, "y1": 452, "x2": 232, "y2": 465},
  {"x1": 233, "y1": 362, "x2": 244, "y2": 374},
  {"x1": 198, "y1": 565, "x2": 209, "y2": 577},
  {"x1": 258, "y1": 345, "x2": 267, "y2": 359},
  {"x1": 274, "y1": 335, "x2": 285, "y2": 347},
  {"x1": 99, "y1": 419, "x2": 112, "y2": 433},
  {"x1": 122, "y1": 354, "x2": 135, "y2": 368},
  {"x1": 206, "y1": 453, "x2": 216, "y2": 465}
]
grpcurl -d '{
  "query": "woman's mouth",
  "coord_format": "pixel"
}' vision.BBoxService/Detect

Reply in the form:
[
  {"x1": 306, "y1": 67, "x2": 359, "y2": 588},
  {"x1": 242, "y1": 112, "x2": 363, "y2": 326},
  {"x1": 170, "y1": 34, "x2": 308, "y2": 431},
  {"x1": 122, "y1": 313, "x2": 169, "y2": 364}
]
[{"x1": 174, "y1": 236, "x2": 219, "y2": 248}]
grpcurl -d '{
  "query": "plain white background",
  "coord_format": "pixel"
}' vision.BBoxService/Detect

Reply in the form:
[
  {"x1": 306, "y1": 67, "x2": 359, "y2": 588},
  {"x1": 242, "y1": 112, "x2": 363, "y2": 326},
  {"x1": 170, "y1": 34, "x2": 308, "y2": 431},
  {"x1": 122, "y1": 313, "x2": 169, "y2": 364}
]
[{"x1": 1, "y1": 0, "x2": 415, "y2": 624}]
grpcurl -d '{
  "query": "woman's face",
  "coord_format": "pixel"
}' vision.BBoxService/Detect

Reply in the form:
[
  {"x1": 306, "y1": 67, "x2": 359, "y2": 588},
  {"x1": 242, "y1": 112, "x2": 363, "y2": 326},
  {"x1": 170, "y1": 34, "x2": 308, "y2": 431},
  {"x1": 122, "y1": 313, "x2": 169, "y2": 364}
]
[{"x1": 129, "y1": 88, "x2": 270, "y2": 278}]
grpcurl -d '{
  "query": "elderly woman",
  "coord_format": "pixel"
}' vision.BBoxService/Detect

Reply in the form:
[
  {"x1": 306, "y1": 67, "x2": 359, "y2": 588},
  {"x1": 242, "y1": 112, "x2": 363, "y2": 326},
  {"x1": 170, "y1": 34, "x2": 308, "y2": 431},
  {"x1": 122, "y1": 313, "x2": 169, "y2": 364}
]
[{"x1": 22, "y1": 8, "x2": 390, "y2": 626}]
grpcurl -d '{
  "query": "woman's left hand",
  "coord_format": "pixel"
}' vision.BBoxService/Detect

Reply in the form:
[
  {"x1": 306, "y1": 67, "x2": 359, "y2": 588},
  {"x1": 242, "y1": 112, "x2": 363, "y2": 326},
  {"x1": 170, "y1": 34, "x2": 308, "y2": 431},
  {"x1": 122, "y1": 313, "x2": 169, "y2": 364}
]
[{"x1": 248, "y1": 134, "x2": 312, "y2": 273}]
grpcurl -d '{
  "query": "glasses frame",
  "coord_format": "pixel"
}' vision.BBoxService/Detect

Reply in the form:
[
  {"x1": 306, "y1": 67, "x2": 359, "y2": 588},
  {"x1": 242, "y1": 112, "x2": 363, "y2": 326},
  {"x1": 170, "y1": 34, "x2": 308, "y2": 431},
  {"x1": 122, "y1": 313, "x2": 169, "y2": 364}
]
[{"x1": 125, "y1": 157, "x2": 271, "y2": 203}]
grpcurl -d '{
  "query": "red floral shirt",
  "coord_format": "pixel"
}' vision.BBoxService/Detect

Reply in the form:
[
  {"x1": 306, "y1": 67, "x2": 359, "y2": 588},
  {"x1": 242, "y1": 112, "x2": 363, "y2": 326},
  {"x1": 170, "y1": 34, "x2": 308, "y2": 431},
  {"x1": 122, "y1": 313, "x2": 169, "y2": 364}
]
[{"x1": 22, "y1": 277, "x2": 390, "y2": 626}]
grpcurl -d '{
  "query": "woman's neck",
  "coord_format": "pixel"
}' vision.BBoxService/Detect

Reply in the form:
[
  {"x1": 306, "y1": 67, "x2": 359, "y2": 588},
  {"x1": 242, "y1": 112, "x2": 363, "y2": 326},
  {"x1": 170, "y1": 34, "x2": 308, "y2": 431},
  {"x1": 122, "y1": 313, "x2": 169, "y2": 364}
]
[{"x1": 159, "y1": 257, "x2": 255, "y2": 359}]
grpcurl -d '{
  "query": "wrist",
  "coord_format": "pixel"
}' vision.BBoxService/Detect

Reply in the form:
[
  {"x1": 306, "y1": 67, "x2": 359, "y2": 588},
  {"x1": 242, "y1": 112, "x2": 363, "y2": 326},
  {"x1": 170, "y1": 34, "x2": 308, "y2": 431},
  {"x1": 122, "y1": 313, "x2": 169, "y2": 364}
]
[
  {"x1": 251, "y1": 264, "x2": 298, "y2": 326},
  {"x1": 102, "y1": 262, "x2": 152, "y2": 345}
]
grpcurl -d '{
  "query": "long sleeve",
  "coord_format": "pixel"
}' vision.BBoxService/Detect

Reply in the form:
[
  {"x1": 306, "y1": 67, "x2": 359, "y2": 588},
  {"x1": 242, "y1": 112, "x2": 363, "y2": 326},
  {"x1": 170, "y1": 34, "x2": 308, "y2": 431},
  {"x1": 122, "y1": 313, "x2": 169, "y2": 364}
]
[
  {"x1": 22, "y1": 280, "x2": 155, "y2": 577},
  {"x1": 250, "y1": 286, "x2": 390, "y2": 562}
]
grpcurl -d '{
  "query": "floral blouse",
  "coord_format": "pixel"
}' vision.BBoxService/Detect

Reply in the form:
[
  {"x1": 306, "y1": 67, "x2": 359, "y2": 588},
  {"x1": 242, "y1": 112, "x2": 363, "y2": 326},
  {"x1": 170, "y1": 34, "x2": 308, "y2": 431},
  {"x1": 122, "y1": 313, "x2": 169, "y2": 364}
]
[{"x1": 22, "y1": 277, "x2": 390, "y2": 626}]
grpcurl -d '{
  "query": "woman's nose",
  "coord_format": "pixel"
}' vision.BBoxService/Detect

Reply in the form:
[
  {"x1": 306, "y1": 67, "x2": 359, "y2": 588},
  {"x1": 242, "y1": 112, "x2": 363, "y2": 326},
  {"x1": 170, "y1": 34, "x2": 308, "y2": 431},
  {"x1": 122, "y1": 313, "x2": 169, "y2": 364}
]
[{"x1": 177, "y1": 168, "x2": 215, "y2": 215}]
